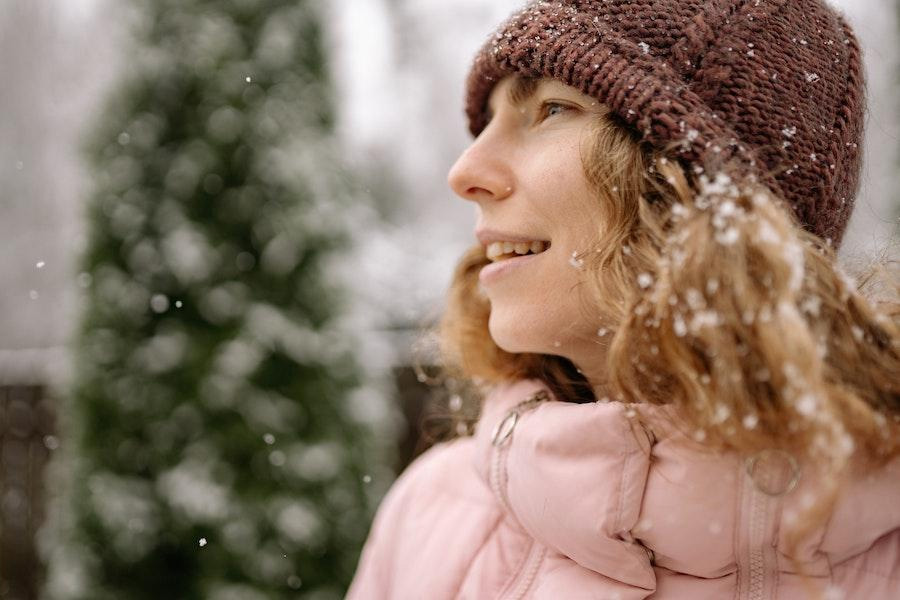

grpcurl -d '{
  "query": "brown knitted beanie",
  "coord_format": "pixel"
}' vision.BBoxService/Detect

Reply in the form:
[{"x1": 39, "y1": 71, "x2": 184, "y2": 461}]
[{"x1": 465, "y1": 0, "x2": 865, "y2": 247}]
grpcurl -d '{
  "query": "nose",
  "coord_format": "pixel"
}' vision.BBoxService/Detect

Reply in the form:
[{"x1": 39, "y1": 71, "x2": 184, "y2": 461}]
[{"x1": 447, "y1": 132, "x2": 514, "y2": 204}]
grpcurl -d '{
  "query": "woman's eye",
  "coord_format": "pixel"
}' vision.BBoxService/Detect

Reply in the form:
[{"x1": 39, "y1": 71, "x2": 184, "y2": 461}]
[{"x1": 538, "y1": 102, "x2": 572, "y2": 122}]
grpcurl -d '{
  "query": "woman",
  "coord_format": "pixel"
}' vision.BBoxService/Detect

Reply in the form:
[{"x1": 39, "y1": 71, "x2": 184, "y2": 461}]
[{"x1": 348, "y1": 0, "x2": 899, "y2": 598}]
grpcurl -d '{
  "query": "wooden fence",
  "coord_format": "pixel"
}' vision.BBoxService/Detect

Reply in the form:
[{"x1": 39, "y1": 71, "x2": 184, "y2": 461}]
[{"x1": 0, "y1": 385, "x2": 54, "y2": 600}]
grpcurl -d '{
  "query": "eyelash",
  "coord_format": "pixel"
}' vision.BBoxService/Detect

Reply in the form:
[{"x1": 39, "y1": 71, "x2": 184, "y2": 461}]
[
  {"x1": 482, "y1": 101, "x2": 576, "y2": 127},
  {"x1": 538, "y1": 101, "x2": 573, "y2": 121}
]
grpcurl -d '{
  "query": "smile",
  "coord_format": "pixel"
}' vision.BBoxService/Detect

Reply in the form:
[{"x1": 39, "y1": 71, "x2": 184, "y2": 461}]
[
  {"x1": 485, "y1": 240, "x2": 550, "y2": 262},
  {"x1": 479, "y1": 242, "x2": 550, "y2": 286}
]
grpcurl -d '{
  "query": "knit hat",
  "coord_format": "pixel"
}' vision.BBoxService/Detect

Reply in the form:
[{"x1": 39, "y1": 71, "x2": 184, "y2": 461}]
[{"x1": 465, "y1": 0, "x2": 865, "y2": 248}]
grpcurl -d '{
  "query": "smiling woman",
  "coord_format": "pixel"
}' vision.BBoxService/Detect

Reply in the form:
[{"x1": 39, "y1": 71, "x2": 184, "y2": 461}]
[
  {"x1": 447, "y1": 78, "x2": 615, "y2": 380},
  {"x1": 348, "y1": 1, "x2": 900, "y2": 598}
]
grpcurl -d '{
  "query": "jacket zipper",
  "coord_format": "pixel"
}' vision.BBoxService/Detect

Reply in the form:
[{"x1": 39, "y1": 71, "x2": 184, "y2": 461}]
[
  {"x1": 489, "y1": 391, "x2": 550, "y2": 512},
  {"x1": 505, "y1": 541, "x2": 546, "y2": 600},
  {"x1": 490, "y1": 444, "x2": 547, "y2": 600},
  {"x1": 746, "y1": 484, "x2": 768, "y2": 600},
  {"x1": 488, "y1": 402, "x2": 547, "y2": 599},
  {"x1": 488, "y1": 392, "x2": 552, "y2": 599},
  {"x1": 738, "y1": 450, "x2": 798, "y2": 599},
  {"x1": 489, "y1": 435, "x2": 513, "y2": 512}
]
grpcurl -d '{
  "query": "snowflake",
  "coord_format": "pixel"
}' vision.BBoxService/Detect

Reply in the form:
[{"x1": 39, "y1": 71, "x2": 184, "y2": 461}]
[
  {"x1": 690, "y1": 310, "x2": 721, "y2": 331},
  {"x1": 795, "y1": 393, "x2": 818, "y2": 416},
  {"x1": 713, "y1": 404, "x2": 731, "y2": 423},
  {"x1": 569, "y1": 251, "x2": 584, "y2": 269},
  {"x1": 715, "y1": 227, "x2": 740, "y2": 245},
  {"x1": 672, "y1": 315, "x2": 687, "y2": 337}
]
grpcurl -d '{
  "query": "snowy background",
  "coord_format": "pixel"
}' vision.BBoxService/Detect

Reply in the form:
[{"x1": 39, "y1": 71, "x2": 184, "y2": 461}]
[{"x1": 1, "y1": 0, "x2": 898, "y2": 382}]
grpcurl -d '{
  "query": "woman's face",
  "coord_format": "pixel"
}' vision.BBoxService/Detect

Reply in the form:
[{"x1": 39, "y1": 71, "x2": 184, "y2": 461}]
[{"x1": 448, "y1": 76, "x2": 610, "y2": 380}]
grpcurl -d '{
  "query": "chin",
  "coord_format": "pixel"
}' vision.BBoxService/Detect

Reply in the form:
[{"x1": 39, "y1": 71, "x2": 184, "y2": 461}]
[{"x1": 488, "y1": 307, "x2": 543, "y2": 355}]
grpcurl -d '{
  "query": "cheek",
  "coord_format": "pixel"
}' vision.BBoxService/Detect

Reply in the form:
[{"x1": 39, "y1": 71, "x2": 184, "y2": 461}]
[{"x1": 531, "y1": 161, "x2": 602, "y2": 243}]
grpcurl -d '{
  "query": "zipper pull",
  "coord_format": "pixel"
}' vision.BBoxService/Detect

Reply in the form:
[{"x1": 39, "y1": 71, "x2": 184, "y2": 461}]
[{"x1": 491, "y1": 390, "x2": 551, "y2": 447}]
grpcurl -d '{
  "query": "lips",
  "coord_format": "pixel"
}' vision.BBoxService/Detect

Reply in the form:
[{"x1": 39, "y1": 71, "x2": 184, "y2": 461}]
[
  {"x1": 478, "y1": 247, "x2": 546, "y2": 286},
  {"x1": 475, "y1": 228, "x2": 552, "y2": 286}
]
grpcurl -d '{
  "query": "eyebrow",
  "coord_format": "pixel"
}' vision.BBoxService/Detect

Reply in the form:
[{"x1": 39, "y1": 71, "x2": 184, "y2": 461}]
[
  {"x1": 507, "y1": 76, "x2": 539, "y2": 106},
  {"x1": 487, "y1": 76, "x2": 540, "y2": 118}
]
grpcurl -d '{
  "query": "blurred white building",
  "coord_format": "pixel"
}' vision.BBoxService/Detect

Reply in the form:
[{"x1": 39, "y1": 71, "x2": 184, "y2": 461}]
[{"x1": 0, "y1": 0, "x2": 120, "y2": 385}]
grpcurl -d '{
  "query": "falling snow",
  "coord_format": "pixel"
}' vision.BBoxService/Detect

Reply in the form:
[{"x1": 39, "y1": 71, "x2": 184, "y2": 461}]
[
  {"x1": 672, "y1": 315, "x2": 687, "y2": 337},
  {"x1": 637, "y1": 273, "x2": 654, "y2": 288},
  {"x1": 569, "y1": 251, "x2": 584, "y2": 269}
]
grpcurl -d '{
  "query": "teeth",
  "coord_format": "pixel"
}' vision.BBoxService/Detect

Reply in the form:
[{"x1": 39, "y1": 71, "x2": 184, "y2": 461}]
[
  {"x1": 487, "y1": 242, "x2": 504, "y2": 259},
  {"x1": 485, "y1": 240, "x2": 550, "y2": 262}
]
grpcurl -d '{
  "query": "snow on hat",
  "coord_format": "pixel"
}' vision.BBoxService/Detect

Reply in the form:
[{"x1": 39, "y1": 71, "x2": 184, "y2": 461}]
[{"x1": 465, "y1": 0, "x2": 865, "y2": 247}]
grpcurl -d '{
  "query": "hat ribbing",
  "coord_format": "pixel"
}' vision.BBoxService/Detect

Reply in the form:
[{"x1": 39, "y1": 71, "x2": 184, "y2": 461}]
[{"x1": 465, "y1": 0, "x2": 865, "y2": 247}]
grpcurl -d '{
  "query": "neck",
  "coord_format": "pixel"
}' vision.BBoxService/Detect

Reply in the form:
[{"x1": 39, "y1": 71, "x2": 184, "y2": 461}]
[{"x1": 569, "y1": 354, "x2": 613, "y2": 402}]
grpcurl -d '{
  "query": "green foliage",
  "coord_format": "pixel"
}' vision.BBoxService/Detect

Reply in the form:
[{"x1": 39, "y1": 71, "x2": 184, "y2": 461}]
[{"x1": 41, "y1": 1, "x2": 377, "y2": 598}]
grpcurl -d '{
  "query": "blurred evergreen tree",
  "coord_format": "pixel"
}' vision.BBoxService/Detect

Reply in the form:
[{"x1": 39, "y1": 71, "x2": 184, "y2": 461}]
[{"x1": 40, "y1": 1, "x2": 382, "y2": 598}]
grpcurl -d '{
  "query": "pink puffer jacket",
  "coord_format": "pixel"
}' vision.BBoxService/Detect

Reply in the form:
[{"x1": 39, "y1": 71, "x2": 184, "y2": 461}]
[{"x1": 347, "y1": 379, "x2": 900, "y2": 599}]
